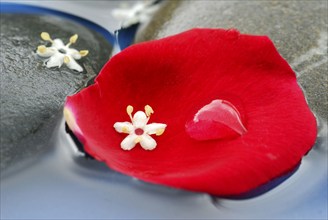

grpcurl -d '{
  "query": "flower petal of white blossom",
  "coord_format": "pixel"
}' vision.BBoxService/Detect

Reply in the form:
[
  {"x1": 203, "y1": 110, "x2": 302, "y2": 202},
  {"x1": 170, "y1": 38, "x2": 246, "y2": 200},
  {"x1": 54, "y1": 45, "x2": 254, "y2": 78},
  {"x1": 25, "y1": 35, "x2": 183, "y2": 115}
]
[
  {"x1": 133, "y1": 111, "x2": 148, "y2": 128},
  {"x1": 37, "y1": 47, "x2": 56, "y2": 57},
  {"x1": 46, "y1": 53, "x2": 65, "y2": 68},
  {"x1": 145, "y1": 123, "x2": 167, "y2": 135},
  {"x1": 140, "y1": 134, "x2": 157, "y2": 150},
  {"x1": 65, "y1": 56, "x2": 84, "y2": 72},
  {"x1": 52, "y1": 39, "x2": 65, "y2": 48},
  {"x1": 114, "y1": 122, "x2": 134, "y2": 134},
  {"x1": 68, "y1": 48, "x2": 82, "y2": 60},
  {"x1": 121, "y1": 134, "x2": 138, "y2": 150}
]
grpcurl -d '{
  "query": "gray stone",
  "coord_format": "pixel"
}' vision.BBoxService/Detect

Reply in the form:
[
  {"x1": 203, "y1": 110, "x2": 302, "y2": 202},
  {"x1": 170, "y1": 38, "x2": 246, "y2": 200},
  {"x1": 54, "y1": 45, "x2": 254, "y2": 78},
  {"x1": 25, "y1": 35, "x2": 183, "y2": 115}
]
[
  {"x1": 0, "y1": 14, "x2": 112, "y2": 170},
  {"x1": 137, "y1": 0, "x2": 328, "y2": 120}
]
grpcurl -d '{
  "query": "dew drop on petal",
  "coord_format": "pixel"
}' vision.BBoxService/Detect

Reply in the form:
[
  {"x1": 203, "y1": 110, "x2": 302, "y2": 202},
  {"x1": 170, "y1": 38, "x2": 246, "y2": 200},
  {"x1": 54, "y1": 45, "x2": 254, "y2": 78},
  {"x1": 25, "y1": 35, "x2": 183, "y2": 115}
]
[{"x1": 186, "y1": 99, "x2": 247, "y2": 141}]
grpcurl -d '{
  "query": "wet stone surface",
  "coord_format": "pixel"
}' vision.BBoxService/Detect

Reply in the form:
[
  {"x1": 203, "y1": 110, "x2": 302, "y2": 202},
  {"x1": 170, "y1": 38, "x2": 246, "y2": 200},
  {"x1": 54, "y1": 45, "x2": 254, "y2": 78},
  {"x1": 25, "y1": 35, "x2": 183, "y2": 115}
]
[
  {"x1": 0, "y1": 14, "x2": 112, "y2": 170},
  {"x1": 137, "y1": 0, "x2": 328, "y2": 120}
]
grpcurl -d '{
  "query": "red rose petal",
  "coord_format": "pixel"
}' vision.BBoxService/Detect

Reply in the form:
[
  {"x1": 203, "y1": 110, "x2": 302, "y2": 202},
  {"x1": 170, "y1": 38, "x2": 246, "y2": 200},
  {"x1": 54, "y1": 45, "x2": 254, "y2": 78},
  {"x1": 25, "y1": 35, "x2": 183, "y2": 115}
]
[{"x1": 65, "y1": 29, "x2": 317, "y2": 196}]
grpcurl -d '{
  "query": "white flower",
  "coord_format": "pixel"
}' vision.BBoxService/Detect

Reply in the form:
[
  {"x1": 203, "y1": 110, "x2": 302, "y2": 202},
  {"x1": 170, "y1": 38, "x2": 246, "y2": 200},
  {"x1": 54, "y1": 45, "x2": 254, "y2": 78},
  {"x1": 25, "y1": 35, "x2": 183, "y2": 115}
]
[
  {"x1": 36, "y1": 32, "x2": 89, "y2": 72},
  {"x1": 111, "y1": 1, "x2": 160, "y2": 28},
  {"x1": 114, "y1": 105, "x2": 167, "y2": 150}
]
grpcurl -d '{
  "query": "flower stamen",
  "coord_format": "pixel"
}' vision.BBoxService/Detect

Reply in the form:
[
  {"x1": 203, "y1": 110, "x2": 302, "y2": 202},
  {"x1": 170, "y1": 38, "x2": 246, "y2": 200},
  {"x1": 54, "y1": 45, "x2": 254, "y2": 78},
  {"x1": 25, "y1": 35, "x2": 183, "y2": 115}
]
[
  {"x1": 79, "y1": 50, "x2": 89, "y2": 57},
  {"x1": 145, "y1": 105, "x2": 154, "y2": 117},
  {"x1": 37, "y1": 45, "x2": 47, "y2": 54},
  {"x1": 122, "y1": 126, "x2": 129, "y2": 133},
  {"x1": 126, "y1": 105, "x2": 134, "y2": 120},
  {"x1": 64, "y1": 56, "x2": 70, "y2": 64},
  {"x1": 40, "y1": 32, "x2": 53, "y2": 43},
  {"x1": 134, "y1": 136, "x2": 142, "y2": 144},
  {"x1": 156, "y1": 128, "x2": 165, "y2": 136},
  {"x1": 67, "y1": 34, "x2": 78, "y2": 47}
]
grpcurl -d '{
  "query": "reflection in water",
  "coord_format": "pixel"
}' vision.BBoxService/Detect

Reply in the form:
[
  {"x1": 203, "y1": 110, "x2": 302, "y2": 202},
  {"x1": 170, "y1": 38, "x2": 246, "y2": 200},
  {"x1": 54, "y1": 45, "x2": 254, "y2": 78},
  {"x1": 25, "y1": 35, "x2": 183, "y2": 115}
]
[{"x1": 1, "y1": 113, "x2": 327, "y2": 219}]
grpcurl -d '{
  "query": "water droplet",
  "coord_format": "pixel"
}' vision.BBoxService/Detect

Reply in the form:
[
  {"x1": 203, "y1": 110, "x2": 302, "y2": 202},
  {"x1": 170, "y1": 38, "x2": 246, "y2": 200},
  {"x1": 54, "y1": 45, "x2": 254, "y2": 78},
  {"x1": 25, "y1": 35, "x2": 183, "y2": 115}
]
[{"x1": 186, "y1": 99, "x2": 247, "y2": 141}]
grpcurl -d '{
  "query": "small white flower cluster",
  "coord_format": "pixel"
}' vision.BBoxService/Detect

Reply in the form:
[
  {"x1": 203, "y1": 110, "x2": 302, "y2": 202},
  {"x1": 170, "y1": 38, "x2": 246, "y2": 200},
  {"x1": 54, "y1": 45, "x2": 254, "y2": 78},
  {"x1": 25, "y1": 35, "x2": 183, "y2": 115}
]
[
  {"x1": 37, "y1": 32, "x2": 89, "y2": 72},
  {"x1": 112, "y1": 1, "x2": 160, "y2": 28},
  {"x1": 114, "y1": 105, "x2": 166, "y2": 150}
]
